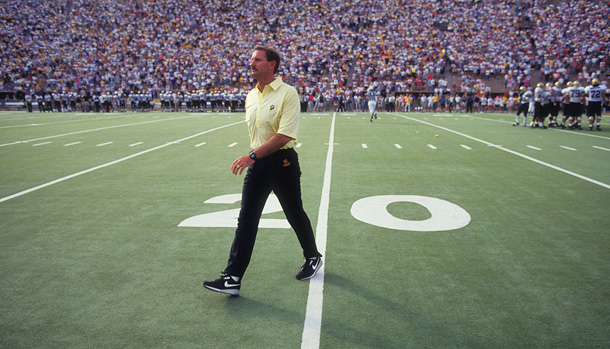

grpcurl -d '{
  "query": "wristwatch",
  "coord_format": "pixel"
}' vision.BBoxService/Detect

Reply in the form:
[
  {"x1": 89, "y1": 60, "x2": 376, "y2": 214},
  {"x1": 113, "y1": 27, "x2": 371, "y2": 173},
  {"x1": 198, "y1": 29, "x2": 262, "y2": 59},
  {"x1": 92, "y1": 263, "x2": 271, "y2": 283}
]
[{"x1": 249, "y1": 151, "x2": 258, "y2": 161}]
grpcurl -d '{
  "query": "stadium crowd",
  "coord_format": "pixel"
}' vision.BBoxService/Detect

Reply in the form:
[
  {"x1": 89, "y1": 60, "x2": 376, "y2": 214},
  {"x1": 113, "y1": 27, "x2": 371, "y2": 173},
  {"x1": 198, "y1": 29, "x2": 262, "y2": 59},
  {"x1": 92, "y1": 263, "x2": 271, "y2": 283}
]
[{"x1": 0, "y1": 0, "x2": 608, "y2": 114}]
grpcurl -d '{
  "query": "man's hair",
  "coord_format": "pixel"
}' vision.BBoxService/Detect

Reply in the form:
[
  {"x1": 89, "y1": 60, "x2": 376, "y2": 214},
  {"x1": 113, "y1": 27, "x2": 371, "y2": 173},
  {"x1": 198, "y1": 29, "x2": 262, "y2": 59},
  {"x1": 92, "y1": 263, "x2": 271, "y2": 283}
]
[{"x1": 254, "y1": 45, "x2": 280, "y2": 74}]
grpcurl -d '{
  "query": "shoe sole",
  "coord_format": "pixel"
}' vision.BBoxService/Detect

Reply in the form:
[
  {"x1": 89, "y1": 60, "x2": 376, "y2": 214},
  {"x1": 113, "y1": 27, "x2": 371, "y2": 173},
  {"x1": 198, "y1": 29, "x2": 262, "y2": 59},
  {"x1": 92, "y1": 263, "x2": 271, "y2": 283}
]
[
  {"x1": 203, "y1": 283, "x2": 240, "y2": 296},
  {"x1": 297, "y1": 259, "x2": 323, "y2": 281}
]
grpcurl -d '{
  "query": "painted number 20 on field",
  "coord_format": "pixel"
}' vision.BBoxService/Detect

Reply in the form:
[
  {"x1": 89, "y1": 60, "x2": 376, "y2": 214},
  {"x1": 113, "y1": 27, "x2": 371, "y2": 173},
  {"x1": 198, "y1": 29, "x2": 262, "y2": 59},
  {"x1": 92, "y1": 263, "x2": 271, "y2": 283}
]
[{"x1": 179, "y1": 194, "x2": 471, "y2": 232}]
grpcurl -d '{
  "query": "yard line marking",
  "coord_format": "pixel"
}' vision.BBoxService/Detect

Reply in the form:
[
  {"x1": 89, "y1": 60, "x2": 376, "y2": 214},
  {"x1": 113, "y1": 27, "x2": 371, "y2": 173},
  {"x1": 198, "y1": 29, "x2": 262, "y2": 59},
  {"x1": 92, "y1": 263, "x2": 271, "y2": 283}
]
[
  {"x1": 392, "y1": 113, "x2": 610, "y2": 190},
  {"x1": 129, "y1": 142, "x2": 143, "y2": 147},
  {"x1": 427, "y1": 144, "x2": 437, "y2": 150},
  {"x1": 0, "y1": 121, "x2": 244, "y2": 204},
  {"x1": 394, "y1": 144, "x2": 402, "y2": 149},
  {"x1": 33, "y1": 142, "x2": 52, "y2": 147},
  {"x1": 302, "y1": 113, "x2": 334, "y2": 349},
  {"x1": 467, "y1": 115, "x2": 513, "y2": 124},
  {"x1": 552, "y1": 128, "x2": 610, "y2": 140},
  {"x1": 0, "y1": 115, "x2": 195, "y2": 147},
  {"x1": 195, "y1": 142, "x2": 207, "y2": 147},
  {"x1": 461, "y1": 145, "x2": 472, "y2": 150},
  {"x1": 296, "y1": 143, "x2": 303, "y2": 148},
  {"x1": 0, "y1": 115, "x2": 130, "y2": 129},
  {"x1": 361, "y1": 144, "x2": 368, "y2": 148},
  {"x1": 228, "y1": 142, "x2": 238, "y2": 147},
  {"x1": 527, "y1": 145, "x2": 542, "y2": 151},
  {"x1": 593, "y1": 146, "x2": 610, "y2": 152},
  {"x1": 96, "y1": 142, "x2": 113, "y2": 147},
  {"x1": 560, "y1": 145, "x2": 577, "y2": 151},
  {"x1": 64, "y1": 142, "x2": 82, "y2": 147}
]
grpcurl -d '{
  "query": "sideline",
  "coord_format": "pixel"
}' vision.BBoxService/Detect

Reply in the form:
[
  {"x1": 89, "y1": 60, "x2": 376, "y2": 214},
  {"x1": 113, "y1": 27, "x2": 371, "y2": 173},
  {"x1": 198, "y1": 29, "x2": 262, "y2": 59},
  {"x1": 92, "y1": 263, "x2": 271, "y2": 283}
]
[
  {"x1": 0, "y1": 114, "x2": 135, "y2": 129},
  {"x1": 0, "y1": 115, "x2": 196, "y2": 147},
  {"x1": 393, "y1": 113, "x2": 610, "y2": 190},
  {"x1": 0, "y1": 121, "x2": 244, "y2": 203},
  {"x1": 457, "y1": 113, "x2": 610, "y2": 140},
  {"x1": 301, "y1": 113, "x2": 335, "y2": 349}
]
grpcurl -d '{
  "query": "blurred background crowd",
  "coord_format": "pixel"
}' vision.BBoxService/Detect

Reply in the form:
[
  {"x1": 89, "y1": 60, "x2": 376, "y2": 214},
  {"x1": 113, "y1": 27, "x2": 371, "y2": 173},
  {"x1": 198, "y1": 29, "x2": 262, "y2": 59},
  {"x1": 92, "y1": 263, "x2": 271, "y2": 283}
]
[{"x1": 0, "y1": 0, "x2": 608, "y2": 110}]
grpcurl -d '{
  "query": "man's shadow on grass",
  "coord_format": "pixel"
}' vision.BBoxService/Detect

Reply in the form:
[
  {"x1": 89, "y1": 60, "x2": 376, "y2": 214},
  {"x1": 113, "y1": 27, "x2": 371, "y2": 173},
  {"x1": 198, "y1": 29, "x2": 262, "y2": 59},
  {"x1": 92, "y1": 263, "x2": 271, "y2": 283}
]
[{"x1": 219, "y1": 272, "x2": 482, "y2": 348}]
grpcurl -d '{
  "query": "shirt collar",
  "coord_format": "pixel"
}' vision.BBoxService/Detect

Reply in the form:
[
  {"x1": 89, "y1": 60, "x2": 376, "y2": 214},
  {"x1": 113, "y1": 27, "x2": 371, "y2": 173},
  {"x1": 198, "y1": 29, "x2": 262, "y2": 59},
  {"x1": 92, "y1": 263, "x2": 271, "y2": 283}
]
[
  {"x1": 256, "y1": 77, "x2": 283, "y2": 92},
  {"x1": 269, "y1": 77, "x2": 283, "y2": 90}
]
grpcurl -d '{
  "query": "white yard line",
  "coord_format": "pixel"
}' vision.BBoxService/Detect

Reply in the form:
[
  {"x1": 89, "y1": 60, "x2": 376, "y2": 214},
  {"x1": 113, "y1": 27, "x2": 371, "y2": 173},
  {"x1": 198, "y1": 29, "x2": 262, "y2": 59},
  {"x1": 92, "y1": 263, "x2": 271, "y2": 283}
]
[
  {"x1": 0, "y1": 121, "x2": 244, "y2": 204},
  {"x1": 301, "y1": 113, "x2": 335, "y2": 349},
  {"x1": 96, "y1": 142, "x2": 113, "y2": 147},
  {"x1": 0, "y1": 115, "x2": 195, "y2": 147},
  {"x1": 465, "y1": 115, "x2": 610, "y2": 140},
  {"x1": 0, "y1": 115, "x2": 133, "y2": 129},
  {"x1": 593, "y1": 145, "x2": 610, "y2": 152},
  {"x1": 393, "y1": 113, "x2": 610, "y2": 190},
  {"x1": 551, "y1": 128, "x2": 610, "y2": 140}
]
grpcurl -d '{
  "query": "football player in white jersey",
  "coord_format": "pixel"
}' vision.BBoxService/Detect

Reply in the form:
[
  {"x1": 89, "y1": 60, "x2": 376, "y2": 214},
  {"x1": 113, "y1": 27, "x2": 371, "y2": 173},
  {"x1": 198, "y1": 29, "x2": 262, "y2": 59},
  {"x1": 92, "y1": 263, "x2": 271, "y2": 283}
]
[
  {"x1": 548, "y1": 82, "x2": 563, "y2": 127},
  {"x1": 567, "y1": 81, "x2": 586, "y2": 130},
  {"x1": 367, "y1": 86, "x2": 377, "y2": 122},
  {"x1": 514, "y1": 86, "x2": 531, "y2": 126},
  {"x1": 531, "y1": 83, "x2": 546, "y2": 128},
  {"x1": 560, "y1": 82, "x2": 573, "y2": 128},
  {"x1": 584, "y1": 78, "x2": 606, "y2": 131}
]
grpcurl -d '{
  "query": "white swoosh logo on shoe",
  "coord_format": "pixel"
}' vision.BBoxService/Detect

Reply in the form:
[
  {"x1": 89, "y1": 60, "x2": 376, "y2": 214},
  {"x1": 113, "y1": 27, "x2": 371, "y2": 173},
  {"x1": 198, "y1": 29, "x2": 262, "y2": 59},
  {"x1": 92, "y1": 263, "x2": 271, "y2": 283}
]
[{"x1": 224, "y1": 281, "x2": 239, "y2": 288}]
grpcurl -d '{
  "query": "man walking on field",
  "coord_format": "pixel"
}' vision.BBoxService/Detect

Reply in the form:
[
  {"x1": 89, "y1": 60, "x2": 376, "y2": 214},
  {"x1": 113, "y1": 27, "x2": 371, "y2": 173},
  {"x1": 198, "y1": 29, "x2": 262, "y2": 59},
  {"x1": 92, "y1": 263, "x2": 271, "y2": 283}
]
[{"x1": 203, "y1": 46, "x2": 323, "y2": 296}]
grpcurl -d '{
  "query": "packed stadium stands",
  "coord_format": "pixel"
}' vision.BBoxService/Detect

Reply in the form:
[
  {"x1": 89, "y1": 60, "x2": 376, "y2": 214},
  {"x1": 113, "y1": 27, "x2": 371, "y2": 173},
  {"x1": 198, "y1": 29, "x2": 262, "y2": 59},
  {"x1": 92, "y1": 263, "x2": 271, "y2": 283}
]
[{"x1": 0, "y1": 0, "x2": 608, "y2": 110}]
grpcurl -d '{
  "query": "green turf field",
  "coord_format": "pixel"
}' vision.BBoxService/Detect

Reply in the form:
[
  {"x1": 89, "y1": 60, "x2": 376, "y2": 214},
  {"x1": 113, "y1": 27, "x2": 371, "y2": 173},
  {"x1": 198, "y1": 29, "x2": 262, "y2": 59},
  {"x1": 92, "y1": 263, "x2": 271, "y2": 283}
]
[{"x1": 1, "y1": 110, "x2": 609, "y2": 348}]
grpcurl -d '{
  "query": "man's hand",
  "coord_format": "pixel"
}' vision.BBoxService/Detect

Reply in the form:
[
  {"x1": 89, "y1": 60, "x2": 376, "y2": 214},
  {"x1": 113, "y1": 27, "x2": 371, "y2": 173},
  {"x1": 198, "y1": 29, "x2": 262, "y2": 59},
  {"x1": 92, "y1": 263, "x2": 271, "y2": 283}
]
[
  {"x1": 231, "y1": 133, "x2": 291, "y2": 175},
  {"x1": 231, "y1": 155, "x2": 254, "y2": 175}
]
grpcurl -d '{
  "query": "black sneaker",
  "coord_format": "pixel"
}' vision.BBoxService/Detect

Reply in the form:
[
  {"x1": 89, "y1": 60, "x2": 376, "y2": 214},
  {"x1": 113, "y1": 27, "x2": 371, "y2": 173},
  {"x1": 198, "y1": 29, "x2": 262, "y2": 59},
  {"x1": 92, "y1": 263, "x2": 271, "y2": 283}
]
[
  {"x1": 296, "y1": 257, "x2": 323, "y2": 280},
  {"x1": 203, "y1": 273, "x2": 241, "y2": 296}
]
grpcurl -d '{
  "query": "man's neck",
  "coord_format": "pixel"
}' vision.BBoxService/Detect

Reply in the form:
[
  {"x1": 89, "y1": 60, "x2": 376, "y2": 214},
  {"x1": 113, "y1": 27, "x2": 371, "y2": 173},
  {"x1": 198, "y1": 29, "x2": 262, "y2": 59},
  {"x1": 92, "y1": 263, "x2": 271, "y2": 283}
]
[{"x1": 257, "y1": 76, "x2": 276, "y2": 92}]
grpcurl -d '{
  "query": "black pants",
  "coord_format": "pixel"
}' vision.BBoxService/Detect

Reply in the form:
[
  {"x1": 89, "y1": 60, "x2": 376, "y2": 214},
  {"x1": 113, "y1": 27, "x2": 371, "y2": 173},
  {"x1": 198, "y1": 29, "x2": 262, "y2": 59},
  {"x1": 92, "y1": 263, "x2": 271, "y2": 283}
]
[
  {"x1": 225, "y1": 148, "x2": 321, "y2": 278},
  {"x1": 516, "y1": 103, "x2": 529, "y2": 116}
]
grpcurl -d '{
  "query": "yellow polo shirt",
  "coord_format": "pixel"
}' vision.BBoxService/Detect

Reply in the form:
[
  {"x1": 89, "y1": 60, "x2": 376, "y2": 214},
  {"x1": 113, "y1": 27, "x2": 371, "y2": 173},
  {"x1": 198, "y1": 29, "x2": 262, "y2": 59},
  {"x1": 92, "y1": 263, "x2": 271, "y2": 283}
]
[{"x1": 245, "y1": 77, "x2": 299, "y2": 149}]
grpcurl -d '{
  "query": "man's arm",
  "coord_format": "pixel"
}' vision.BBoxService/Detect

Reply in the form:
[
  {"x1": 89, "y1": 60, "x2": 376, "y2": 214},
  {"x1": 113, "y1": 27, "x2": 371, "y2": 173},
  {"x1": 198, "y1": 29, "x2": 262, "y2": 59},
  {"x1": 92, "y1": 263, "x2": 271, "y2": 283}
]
[{"x1": 231, "y1": 133, "x2": 292, "y2": 175}]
